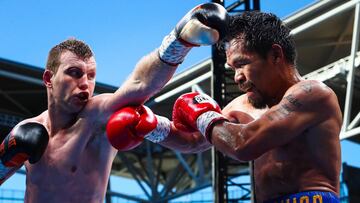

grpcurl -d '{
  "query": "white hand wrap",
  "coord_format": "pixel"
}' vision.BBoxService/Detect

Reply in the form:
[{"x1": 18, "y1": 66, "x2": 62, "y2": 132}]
[
  {"x1": 196, "y1": 111, "x2": 226, "y2": 138},
  {"x1": 158, "y1": 30, "x2": 192, "y2": 66},
  {"x1": 145, "y1": 115, "x2": 171, "y2": 143}
]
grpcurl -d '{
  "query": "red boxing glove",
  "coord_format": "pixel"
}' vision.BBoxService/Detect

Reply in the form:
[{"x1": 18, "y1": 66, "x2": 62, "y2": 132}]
[
  {"x1": 106, "y1": 105, "x2": 171, "y2": 151},
  {"x1": 172, "y1": 92, "x2": 227, "y2": 141}
]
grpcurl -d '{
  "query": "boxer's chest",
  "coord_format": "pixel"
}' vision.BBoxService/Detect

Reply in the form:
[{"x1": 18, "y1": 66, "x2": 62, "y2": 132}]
[
  {"x1": 30, "y1": 118, "x2": 109, "y2": 174},
  {"x1": 26, "y1": 130, "x2": 113, "y2": 190}
]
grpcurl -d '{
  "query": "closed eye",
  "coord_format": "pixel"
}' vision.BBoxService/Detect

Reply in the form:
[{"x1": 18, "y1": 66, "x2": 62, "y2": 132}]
[
  {"x1": 233, "y1": 60, "x2": 250, "y2": 69},
  {"x1": 227, "y1": 58, "x2": 251, "y2": 70}
]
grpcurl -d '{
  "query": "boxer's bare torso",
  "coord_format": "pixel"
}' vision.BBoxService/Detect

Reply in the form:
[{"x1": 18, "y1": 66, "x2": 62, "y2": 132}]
[
  {"x1": 24, "y1": 95, "x2": 117, "y2": 203},
  {"x1": 16, "y1": 45, "x2": 177, "y2": 202},
  {"x1": 221, "y1": 81, "x2": 342, "y2": 202}
]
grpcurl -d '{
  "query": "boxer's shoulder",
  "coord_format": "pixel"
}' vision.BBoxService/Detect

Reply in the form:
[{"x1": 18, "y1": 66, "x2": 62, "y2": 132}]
[
  {"x1": 223, "y1": 94, "x2": 266, "y2": 120},
  {"x1": 78, "y1": 93, "x2": 113, "y2": 120},
  {"x1": 287, "y1": 80, "x2": 333, "y2": 98},
  {"x1": 285, "y1": 80, "x2": 339, "y2": 114},
  {"x1": 223, "y1": 95, "x2": 247, "y2": 113}
]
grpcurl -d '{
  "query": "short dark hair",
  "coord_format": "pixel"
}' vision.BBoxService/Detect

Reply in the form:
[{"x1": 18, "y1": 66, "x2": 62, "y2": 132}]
[
  {"x1": 46, "y1": 38, "x2": 94, "y2": 73},
  {"x1": 223, "y1": 11, "x2": 297, "y2": 64}
]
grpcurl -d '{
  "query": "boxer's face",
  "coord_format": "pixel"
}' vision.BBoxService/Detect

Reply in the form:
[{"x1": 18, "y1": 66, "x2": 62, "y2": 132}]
[
  {"x1": 47, "y1": 51, "x2": 96, "y2": 113},
  {"x1": 226, "y1": 39, "x2": 277, "y2": 108}
]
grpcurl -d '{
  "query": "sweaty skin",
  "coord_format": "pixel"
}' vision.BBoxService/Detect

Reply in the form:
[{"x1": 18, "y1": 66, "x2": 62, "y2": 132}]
[
  {"x1": 198, "y1": 33, "x2": 344, "y2": 202},
  {"x1": 213, "y1": 82, "x2": 342, "y2": 202},
  {"x1": 20, "y1": 50, "x2": 176, "y2": 203},
  {"x1": 156, "y1": 11, "x2": 342, "y2": 203},
  {"x1": 24, "y1": 108, "x2": 113, "y2": 202},
  {"x1": 157, "y1": 38, "x2": 342, "y2": 202}
]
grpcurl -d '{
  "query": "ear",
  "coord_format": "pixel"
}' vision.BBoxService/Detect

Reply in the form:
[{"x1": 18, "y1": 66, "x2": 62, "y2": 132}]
[
  {"x1": 270, "y1": 44, "x2": 285, "y2": 64},
  {"x1": 43, "y1": 70, "x2": 53, "y2": 87}
]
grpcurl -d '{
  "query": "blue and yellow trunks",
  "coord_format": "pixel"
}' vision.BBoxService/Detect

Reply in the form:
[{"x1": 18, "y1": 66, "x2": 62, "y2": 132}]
[{"x1": 264, "y1": 191, "x2": 340, "y2": 203}]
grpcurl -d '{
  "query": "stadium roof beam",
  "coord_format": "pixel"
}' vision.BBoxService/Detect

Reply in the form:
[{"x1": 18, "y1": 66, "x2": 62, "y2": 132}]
[
  {"x1": 290, "y1": 0, "x2": 360, "y2": 36},
  {"x1": 343, "y1": 2, "x2": 360, "y2": 132}
]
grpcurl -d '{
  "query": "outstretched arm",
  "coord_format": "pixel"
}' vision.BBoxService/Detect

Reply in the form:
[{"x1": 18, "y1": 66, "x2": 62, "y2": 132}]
[
  {"x1": 102, "y1": 3, "x2": 229, "y2": 114},
  {"x1": 108, "y1": 52, "x2": 176, "y2": 110},
  {"x1": 106, "y1": 104, "x2": 211, "y2": 153}
]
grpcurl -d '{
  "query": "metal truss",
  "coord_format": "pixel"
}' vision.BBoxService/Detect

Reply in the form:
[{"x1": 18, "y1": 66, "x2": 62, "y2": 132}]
[
  {"x1": 289, "y1": 0, "x2": 360, "y2": 141},
  {"x1": 304, "y1": 52, "x2": 360, "y2": 141},
  {"x1": 108, "y1": 141, "x2": 213, "y2": 203}
]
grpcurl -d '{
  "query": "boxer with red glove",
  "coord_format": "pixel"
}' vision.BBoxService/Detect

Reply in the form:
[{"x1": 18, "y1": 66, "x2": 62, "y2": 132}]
[
  {"x1": 158, "y1": 3, "x2": 229, "y2": 66},
  {"x1": 106, "y1": 105, "x2": 171, "y2": 151},
  {"x1": 0, "y1": 122, "x2": 49, "y2": 185},
  {"x1": 172, "y1": 92, "x2": 228, "y2": 142}
]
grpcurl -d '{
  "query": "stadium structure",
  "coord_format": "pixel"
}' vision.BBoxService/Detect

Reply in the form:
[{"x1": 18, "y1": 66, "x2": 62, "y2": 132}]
[{"x1": 0, "y1": 0, "x2": 359, "y2": 202}]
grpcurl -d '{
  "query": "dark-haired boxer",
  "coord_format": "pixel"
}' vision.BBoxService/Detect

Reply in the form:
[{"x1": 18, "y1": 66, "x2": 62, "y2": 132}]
[
  {"x1": 3, "y1": 3, "x2": 229, "y2": 203},
  {"x1": 108, "y1": 11, "x2": 342, "y2": 203}
]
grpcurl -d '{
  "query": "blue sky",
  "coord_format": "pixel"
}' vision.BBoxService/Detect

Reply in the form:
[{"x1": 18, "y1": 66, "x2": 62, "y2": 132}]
[
  {"x1": 1, "y1": 0, "x2": 359, "y2": 201},
  {"x1": 0, "y1": 0, "x2": 318, "y2": 87}
]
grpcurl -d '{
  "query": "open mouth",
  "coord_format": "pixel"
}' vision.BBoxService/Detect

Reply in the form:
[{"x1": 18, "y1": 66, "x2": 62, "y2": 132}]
[{"x1": 75, "y1": 92, "x2": 89, "y2": 102}]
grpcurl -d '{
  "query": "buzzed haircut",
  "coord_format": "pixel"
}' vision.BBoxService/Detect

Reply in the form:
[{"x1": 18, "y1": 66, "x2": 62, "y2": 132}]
[{"x1": 46, "y1": 38, "x2": 94, "y2": 73}]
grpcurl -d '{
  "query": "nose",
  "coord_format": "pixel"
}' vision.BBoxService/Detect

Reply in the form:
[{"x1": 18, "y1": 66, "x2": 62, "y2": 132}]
[
  {"x1": 78, "y1": 75, "x2": 89, "y2": 90},
  {"x1": 234, "y1": 69, "x2": 245, "y2": 84}
]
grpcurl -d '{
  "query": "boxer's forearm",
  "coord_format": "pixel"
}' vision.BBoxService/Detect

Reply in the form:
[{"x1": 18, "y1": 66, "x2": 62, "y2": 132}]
[
  {"x1": 158, "y1": 124, "x2": 212, "y2": 154},
  {"x1": 124, "y1": 50, "x2": 177, "y2": 102},
  {"x1": 104, "y1": 50, "x2": 176, "y2": 112}
]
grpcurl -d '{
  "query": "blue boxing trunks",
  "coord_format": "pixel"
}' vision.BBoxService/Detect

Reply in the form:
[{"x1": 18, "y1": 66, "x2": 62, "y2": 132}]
[{"x1": 264, "y1": 191, "x2": 340, "y2": 203}]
